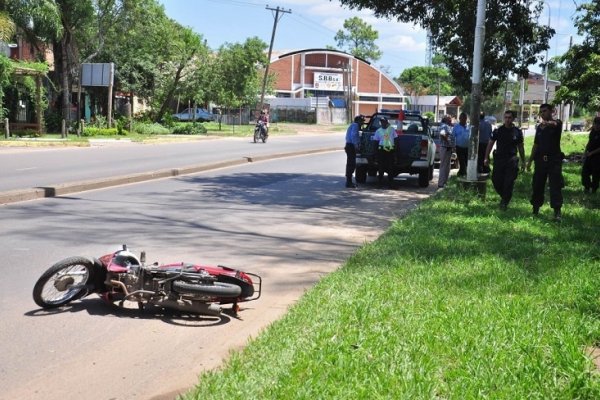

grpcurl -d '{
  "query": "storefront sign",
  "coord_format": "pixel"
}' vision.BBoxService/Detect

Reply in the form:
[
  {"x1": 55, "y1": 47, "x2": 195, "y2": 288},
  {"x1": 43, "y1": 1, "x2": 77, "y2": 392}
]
[{"x1": 314, "y1": 72, "x2": 343, "y2": 91}]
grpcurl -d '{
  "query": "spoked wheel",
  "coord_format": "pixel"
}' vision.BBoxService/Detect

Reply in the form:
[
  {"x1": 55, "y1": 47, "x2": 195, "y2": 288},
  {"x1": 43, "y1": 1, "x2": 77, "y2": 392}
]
[
  {"x1": 172, "y1": 280, "x2": 242, "y2": 298},
  {"x1": 261, "y1": 132, "x2": 267, "y2": 143},
  {"x1": 253, "y1": 129, "x2": 259, "y2": 143},
  {"x1": 33, "y1": 257, "x2": 95, "y2": 308}
]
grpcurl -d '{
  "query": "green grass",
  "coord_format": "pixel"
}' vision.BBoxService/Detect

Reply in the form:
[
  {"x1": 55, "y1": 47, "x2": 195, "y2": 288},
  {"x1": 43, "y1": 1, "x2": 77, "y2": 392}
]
[{"x1": 183, "y1": 134, "x2": 600, "y2": 400}]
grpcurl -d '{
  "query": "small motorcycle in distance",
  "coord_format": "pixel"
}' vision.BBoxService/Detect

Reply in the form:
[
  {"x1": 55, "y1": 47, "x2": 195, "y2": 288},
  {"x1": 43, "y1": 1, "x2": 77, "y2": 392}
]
[
  {"x1": 32, "y1": 245, "x2": 261, "y2": 316},
  {"x1": 254, "y1": 120, "x2": 268, "y2": 143}
]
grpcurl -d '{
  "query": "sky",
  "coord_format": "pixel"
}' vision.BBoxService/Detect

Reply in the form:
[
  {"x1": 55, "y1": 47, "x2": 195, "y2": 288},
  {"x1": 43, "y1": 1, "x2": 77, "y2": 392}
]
[{"x1": 158, "y1": 0, "x2": 583, "y2": 79}]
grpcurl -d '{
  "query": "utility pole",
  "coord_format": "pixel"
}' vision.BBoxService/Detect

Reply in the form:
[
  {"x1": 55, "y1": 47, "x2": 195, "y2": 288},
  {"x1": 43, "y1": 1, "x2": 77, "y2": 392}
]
[
  {"x1": 466, "y1": 0, "x2": 486, "y2": 181},
  {"x1": 543, "y1": 3, "x2": 550, "y2": 103},
  {"x1": 259, "y1": 5, "x2": 291, "y2": 111}
]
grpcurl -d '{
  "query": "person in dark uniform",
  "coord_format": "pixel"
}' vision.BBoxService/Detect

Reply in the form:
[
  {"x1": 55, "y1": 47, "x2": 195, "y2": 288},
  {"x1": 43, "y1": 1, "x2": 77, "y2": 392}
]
[
  {"x1": 344, "y1": 115, "x2": 364, "y2": 188},
  {"x1": 483, "y1": 110, "x2": 525, "y2": 210},
  {"x1": 582, "y1": 116, "x2": 600, "y2": 194},
  {"x1": 526, "y1": 103, "x2": 564, "y2": 221}
]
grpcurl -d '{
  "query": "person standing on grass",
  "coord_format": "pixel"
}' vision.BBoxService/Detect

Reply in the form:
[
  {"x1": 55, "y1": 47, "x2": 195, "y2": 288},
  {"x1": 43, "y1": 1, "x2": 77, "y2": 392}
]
[
  {"x1": 344, "y1": 115, "x2": 364, "y2": 188},
  {"x1": 478, "y1": 112, "x2": 493, "y2": 174},
  {"x1": 438, "y1": 115, "x2": 454, "y2": 188},
  {"x1": 453, "y1": 112, "x2": 470, "y2": 177},
  {"x1": 483, "y1": 110, "x2": 526, "y2": 210},
  {"x1": 526, "y1": 103, "x2": 564, "y2": 221},
  {"x1": 582, "y1": 116, "x2": 600, "y2": 194}
]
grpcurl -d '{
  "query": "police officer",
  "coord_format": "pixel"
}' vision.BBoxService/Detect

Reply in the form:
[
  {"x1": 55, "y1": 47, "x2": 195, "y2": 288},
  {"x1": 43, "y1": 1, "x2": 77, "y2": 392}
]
[
  {"x1": 345, "y1": 115, "x2": 364, "y2": 188},
  {"x1": 582, "y1": 116, "x2": 600, "y2": 194},
  {"x1": 483, "y1": 110, "x2": 525, "y2": 210},
  {"x1": 372, "y1": 117, "x2": 396, "y2": 186},
  {"x1": 526, "y1": 103, "x2": 564, "y2": 221}
]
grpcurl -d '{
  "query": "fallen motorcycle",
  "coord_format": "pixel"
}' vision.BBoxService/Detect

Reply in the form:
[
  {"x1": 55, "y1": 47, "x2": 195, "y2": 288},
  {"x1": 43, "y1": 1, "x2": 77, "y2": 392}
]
[{"x1": 33, "y1": 245, "x2": 261, "y2": 316}]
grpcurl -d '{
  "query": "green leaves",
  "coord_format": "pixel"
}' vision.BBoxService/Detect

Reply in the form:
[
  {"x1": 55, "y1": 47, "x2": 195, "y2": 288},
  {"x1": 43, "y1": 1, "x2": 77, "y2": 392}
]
[
  {"x1": 337, "y1": 0, "x2": 553, "y2": 96},
  {"x1": 334, "y1": 16, "x2": 382, "y2": 62},
  {"x1": 558, "y1": 3, "x2": 600, "y2": 110}
]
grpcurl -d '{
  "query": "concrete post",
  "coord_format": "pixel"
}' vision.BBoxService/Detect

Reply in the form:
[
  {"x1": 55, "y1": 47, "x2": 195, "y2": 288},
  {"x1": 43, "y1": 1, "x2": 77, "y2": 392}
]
[
  {"x1": 4, "y1": 118, "x2": 9, "y2": 138},
  {"x1": 61, "y1": 119, "x2": 66, "y2": 138}
]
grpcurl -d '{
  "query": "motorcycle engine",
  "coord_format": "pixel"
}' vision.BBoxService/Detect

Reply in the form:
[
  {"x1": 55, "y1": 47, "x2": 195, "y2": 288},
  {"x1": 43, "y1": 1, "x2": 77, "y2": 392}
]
[{"x1": 112, "y1": 271, "x2": 140, "y2": 292}]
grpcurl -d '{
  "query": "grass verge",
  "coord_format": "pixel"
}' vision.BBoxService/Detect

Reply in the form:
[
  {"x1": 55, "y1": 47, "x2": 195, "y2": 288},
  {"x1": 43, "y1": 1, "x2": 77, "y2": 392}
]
[{"x1": 184, "y1": 134, "x2": 600, "y2": 399}]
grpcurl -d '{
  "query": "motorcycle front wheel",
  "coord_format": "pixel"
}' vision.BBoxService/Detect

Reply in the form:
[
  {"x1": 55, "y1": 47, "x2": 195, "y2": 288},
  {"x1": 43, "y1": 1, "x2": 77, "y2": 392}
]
[
  {"x1": 33, "y1": 256, "x2": 95, "y2": 308},
  {"x1": 172, "y1": 280, "x2": 242, "y2": 298},
  {"x1": 253, "y1": 128, "x2": 259, "y2": 143}
]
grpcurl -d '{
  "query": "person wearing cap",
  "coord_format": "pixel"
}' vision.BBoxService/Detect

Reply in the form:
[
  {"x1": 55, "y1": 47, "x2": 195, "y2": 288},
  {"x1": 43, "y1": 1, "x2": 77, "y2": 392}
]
[
  {"x1": 582, "y1": 116, "x2": 600, "y2": 194},
  {"x1": 438, "y1": 115, "x2": 455, "y2": 188},
  {"x1": 372, "y1": 117, "x2": 397, "y2": 185},
  {"x1": 344, "y1": 115, "x2": 364, "y2": 188}
]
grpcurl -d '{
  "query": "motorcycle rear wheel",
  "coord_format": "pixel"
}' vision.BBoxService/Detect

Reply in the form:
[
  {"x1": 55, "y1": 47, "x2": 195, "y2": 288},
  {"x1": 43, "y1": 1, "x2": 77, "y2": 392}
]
[
  {"x1": 33, "y1": 256, "x2": 95, "y2": 308},
  {"x1": 172, "y1": 280, "x2": 241, "y2": 298}
]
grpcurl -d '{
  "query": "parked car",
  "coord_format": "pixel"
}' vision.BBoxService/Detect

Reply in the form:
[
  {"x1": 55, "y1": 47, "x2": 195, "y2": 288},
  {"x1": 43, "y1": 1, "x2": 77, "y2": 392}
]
[
  {"x1": 570, "y1": 121, "x2": 585, "y2": 131},
  {"x1": 172, "y1": 108, "x2": 215, "y2": 122}
]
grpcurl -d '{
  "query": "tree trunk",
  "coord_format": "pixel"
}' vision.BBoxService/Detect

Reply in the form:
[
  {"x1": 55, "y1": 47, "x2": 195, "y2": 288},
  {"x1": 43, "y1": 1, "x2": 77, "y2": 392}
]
[{"x1": 60, "y1": 37, "x2": 71, "y2": 124}]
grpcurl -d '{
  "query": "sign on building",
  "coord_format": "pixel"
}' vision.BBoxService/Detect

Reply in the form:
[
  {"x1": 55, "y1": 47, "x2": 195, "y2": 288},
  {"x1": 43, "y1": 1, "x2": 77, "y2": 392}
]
[{"x1": 314, "y1": 72, "x2": 343, "y2": 91}]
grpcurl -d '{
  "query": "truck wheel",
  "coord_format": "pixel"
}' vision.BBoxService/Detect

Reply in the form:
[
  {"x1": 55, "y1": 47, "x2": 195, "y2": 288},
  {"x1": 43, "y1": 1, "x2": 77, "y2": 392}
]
[
  {"x1": 356, "y1": 166, "x2": 367, "y2": 184},
  {"x1": 428, "y1": 164, "x2": 434, "y2": 181},
  {"x1": 418, "y1": 169, "x2": 430, "y2": 187}
]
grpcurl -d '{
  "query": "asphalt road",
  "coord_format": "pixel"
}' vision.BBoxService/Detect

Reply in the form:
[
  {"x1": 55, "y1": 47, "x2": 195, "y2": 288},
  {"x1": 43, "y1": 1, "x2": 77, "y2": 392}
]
[
  {"x1": 0, "y1": 133, "x2": 340, "y2": 197},
  {"x1": 0, "y1": 150, "x2": 440, "y2": 400}
]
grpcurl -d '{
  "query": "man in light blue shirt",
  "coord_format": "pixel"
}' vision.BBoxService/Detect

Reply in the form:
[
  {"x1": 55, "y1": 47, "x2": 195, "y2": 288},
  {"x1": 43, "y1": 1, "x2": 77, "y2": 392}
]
[
  {"x1": 453, "y1": 112, "x2": 470, "y2": 177},
  {"x1": 344, "y1": 115, "x2": 364, "y2": 188}
]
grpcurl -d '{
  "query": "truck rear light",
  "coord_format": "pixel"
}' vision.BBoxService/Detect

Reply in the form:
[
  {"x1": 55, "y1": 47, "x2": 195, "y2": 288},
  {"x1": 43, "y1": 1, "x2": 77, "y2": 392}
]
[{"x1": 420, "y1": 139, "x2": 428, "y2": 158}]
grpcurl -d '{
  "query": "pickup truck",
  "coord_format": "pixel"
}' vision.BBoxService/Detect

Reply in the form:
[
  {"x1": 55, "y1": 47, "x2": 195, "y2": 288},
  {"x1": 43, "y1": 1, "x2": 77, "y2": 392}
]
[{"x1": 355, "y1": 110, "x2": 436, "y2": 187}]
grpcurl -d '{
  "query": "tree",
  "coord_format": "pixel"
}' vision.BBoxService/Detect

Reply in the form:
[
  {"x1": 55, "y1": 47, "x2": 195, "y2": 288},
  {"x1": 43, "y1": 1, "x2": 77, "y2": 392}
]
[
  {"x1": 336, "y1": 0, "x2": 554, "y2": 96},
  {"x1": 334, "y1": 16, "x2": 382, "y2": 62},
  {"x1": 0, "y1": 11, "x2": 16, "y2": 42},
  {"x1": 555, "y1": 2, "x2": 600, "y2": 110},
  {"x1": 397, "y1": 66, "x2": 452, "y2": 98},
  {"x1": 212, "y1": 37, "x2": 269, "y2": 110}
]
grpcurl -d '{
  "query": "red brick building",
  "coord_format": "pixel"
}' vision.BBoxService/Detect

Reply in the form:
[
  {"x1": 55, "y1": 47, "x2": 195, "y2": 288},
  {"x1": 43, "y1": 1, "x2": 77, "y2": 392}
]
[{"x1": 269, "y1": 48, "x2": 407, "y2": 118}]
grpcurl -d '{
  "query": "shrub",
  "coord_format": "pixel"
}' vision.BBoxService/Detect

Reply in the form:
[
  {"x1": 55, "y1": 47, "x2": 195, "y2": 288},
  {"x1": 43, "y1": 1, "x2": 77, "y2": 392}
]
[
  {"x1": 172, "y1": 123, "x2": 207, "y2": 135},
  {"x1": 133, "y1": 122, "x2": 170, "y2": 135},
  {"x1": 82, "y1": 127, "x2": 129, "y2": 137}
]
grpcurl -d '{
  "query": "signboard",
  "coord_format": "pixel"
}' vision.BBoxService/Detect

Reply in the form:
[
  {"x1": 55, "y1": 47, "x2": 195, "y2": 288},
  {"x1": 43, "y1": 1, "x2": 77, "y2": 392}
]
[
  {"x1": 314, "y1": 72, "x2": 343, "y2": 91},
  {"x1": 81, "y1": 63, "x2": 114, "y2": 87}
]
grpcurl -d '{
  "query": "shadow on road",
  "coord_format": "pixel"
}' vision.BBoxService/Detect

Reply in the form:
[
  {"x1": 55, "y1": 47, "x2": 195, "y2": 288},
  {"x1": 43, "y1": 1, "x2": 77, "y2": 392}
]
[{"x1": 24, "y1": 297, "x2": 232, "y2": 327}]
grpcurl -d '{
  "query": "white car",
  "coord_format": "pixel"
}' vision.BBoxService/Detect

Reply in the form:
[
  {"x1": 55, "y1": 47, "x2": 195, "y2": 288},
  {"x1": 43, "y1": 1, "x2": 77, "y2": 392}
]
[{"x1": 172, "y1": 108, "x2": 215, "y2": 122}]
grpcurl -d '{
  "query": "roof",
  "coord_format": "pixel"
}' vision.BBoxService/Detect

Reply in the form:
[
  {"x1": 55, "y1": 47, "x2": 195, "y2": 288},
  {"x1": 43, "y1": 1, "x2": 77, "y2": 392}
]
[{"x1": 277, "y1": 48, "x2": 370, "y2": 65}]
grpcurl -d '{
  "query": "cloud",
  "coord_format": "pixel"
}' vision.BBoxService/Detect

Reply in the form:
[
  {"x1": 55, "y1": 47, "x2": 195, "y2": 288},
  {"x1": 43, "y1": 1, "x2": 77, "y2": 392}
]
[{"x1": 379, "y1": 35, "x2": 426, "y2": 53}]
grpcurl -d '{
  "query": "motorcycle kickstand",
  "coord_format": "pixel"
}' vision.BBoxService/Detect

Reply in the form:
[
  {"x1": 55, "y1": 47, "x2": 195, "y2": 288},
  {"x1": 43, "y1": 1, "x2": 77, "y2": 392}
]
[{"x1": 231, "y1": 302, "x2": 240, "y2": 315}]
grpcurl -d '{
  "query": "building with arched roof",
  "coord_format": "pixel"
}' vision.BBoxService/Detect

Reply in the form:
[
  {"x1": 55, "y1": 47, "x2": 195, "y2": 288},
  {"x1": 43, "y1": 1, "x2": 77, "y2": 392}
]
[{"x1": 267, "y1": 48, "x2": 408, "y2": 121}]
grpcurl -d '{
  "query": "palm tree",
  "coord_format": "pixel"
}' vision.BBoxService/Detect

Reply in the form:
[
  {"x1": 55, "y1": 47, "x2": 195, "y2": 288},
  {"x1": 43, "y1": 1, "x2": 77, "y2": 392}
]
[{"x1": 0, "y1": 11, "x2": 16, "y2": 42}]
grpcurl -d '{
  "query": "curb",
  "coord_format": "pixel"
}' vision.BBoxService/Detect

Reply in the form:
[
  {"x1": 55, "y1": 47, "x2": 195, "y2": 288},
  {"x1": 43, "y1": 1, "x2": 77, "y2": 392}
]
[{"x1": 0, "y1": 147, "x2": 340, "y2": 205}]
